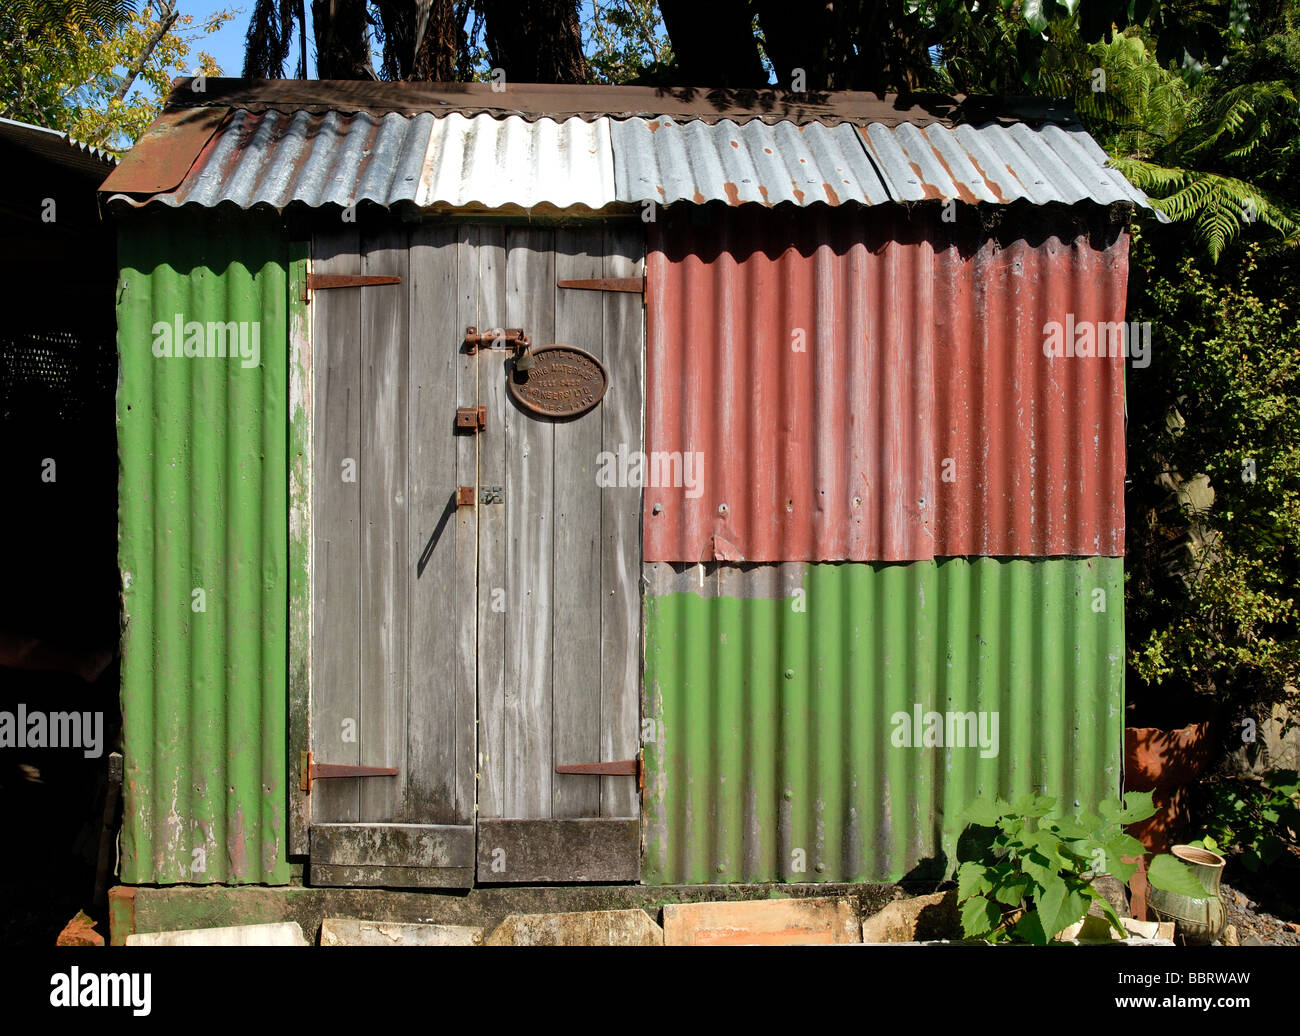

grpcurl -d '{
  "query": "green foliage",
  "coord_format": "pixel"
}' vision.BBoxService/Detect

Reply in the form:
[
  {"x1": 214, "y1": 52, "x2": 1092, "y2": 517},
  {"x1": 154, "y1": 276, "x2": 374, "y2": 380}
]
[
  {"x1": 1193, "y1": 770, "x2": 1300, "y2": 870},
  {"x1": 955, "y1": 793, "x2": 1208, "y2": 944},
  {"x1": 1125, "y1": 242, "x2": 1300, "y2": 714},
  {"x1": 0, "y1": 0, "x2": 234, "y2": 150},
  {"x1": 582, "y1": 0, "x2": 672, "y2": 84}
]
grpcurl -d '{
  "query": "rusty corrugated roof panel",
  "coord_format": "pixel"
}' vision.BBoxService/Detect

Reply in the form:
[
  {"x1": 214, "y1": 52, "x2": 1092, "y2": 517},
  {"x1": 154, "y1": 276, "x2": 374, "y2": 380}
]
[
  {"x1": 643, "y1": 205, "x2": 1128, "y2": 562},
  {"x1": 101, "y1": 80, "x2": 1156, "y2": 213},
  {"x1": 857, "y1": 121, "x2": 1155, "y2": 207},
  {"x1": 109, "y1": 109, "x2": 617, "y2": 212},
  {"x1": 611, "y1": 116, "x2": 891, "y2": 207}
]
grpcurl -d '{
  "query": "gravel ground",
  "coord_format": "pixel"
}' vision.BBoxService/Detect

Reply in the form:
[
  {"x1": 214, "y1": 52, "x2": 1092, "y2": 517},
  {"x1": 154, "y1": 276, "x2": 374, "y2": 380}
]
[{"x1": 1220, "y1": 881, "x2": 1300, "y2": 946}]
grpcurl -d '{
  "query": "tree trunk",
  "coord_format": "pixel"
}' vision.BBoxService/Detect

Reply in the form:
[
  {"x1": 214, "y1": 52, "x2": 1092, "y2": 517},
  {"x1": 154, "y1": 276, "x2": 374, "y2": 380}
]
[
  {"x1": 373, "y1": 0, "x2": 457, "y2": 80},
  {"x1": 312, "y1": 0, "x2": 374, "y2": 79},
  {"x1": 481, "y1": 0, "x2": 586, "y2": 84},
  {"x1": 658, "y1": 0, "x2": 767, "y2": 87}
]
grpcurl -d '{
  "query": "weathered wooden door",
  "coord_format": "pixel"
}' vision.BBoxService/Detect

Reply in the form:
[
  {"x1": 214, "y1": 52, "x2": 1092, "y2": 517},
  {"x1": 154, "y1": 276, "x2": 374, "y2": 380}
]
[
  {"x1": 307, "y1": 220, "x2": 643, "y2": 887},
  {"x1": 471, "y1": 225, "x2": 644, "y2": 884}
]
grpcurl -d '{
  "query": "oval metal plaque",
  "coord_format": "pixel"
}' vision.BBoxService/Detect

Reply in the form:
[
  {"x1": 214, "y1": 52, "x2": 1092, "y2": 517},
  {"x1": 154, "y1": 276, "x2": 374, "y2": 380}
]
[{"x1": 507, "y1": 345, "x2": 608, "y2": 418}]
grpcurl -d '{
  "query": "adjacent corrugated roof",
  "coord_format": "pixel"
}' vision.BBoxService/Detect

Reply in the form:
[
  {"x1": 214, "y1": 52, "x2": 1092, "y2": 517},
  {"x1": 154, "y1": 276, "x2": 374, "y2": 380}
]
[
  {"x1": 0, "y1": 116, "x2": 117, "y2": 180},
  {"x1": 102, "y1": 80, "x2": 1156, "y2": 214}
]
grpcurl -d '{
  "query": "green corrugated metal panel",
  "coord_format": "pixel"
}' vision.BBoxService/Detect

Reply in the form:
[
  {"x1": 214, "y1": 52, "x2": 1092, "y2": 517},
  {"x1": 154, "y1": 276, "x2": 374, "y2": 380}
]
[
  {"x1": 643, "y1": 557, "x2": 1124, "y2": 885},
  {"x1": 117, "y1": 210, "x2": 290, "y2": 884}
]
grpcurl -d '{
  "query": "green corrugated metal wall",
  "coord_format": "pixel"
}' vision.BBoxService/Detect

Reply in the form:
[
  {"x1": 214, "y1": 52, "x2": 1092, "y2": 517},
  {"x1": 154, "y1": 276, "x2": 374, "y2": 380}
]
[
  {"x1": 117, "y1": 210, "x2": 290, "y2": 884},
  {"x1": 643, "y1": 558, "x2": 1124, "y2": 884}
]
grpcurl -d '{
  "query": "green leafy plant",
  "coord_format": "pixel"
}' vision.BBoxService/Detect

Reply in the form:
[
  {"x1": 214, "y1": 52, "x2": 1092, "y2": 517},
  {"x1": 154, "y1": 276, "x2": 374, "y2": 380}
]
[
  {"x1": 956, "y1": 792, "x2": 1212, "y2": 944},
  {"x1": 1192, "y1": 769, "x2": 1300, "y2": 870}
]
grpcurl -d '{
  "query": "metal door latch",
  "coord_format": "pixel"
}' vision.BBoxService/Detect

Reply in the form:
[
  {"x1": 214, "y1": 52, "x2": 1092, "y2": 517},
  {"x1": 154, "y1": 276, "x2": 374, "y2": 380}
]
[
  {"x1": 456, "y1": 405, "x2": 486, "y2": 431},
  {"x1": 480, "y1": 485, "x2": 503, "y2": 505},
  {"x1": 464, "y1": 326, "x2": 529, "y2": 353}
]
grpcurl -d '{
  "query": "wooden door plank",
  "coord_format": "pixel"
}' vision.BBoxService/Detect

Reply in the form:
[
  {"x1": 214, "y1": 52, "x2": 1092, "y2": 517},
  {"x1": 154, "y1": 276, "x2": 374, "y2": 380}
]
[
  {"x1": 471, "y1": 225, "x2": 508, "y2": 819},
  {"x1": 476, "y1": 819, "x2": 640, "y2": 883},
  {"x1": 406, "y1": 224, "x2": 469, "y2": 824},
  {"x1": 310, "y1": 822, "x2": 475, "y2": 868},
  {"x1": 551, "y1": 228, "x2": 605, "y2": 819},
  {"x1": 309, "y1": 864, "x2": 475, "y2": 889},
  {"x1": 452, "y1": 235, "x2": 480, "y2": 827},
  {"x1": 359, "y1": 224, "x2": 409, "y2": 821},
  {"x1": 503, "y1": 227, "x2": 556, "y2": 819},
  {"x1": 311, "y1": 226, "x2": 362, "y2": 824},
  {"x1": 600, "y1": 224, "x2": 646, "y2": 819}
]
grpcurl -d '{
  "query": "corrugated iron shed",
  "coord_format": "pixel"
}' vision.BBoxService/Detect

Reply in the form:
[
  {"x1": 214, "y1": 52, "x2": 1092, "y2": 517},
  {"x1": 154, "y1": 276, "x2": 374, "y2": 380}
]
[{"x1": 101, "y1": 79, "x2": 1156, "y2": 214}]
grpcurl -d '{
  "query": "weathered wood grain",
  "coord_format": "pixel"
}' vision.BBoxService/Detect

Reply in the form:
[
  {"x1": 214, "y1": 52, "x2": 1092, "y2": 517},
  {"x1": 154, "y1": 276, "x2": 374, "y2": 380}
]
[
  {"x1": 359, "y1": 224, "x2": 409, "y2": 821},
  {"x1": 552, "y1": 228, "x2": 605, "y2": 819},
  {"x1": 309, "y1": 865, "x2": 475, "y2": 889},
  {"x1": 310, "y1": 822, "x2": 475, "y2": 868},
  {"x1": 600, "y1": 224, "x2": 646, "y2": 819},
  {"x1": 502, "y1": 227, "x2": 556, "y2": 819},
  {"x1": 405, "y1": 224, "x2": 467, "y2": 824},
  {"x1": 311, "y1": 226, "x2": 362, "y2": 824},
  {"x1": 476, "y1": 819, "x2": 640, "y2": 883},
  {"x1": 471, "y1": 225, "x2": 508, "y2": 819}
]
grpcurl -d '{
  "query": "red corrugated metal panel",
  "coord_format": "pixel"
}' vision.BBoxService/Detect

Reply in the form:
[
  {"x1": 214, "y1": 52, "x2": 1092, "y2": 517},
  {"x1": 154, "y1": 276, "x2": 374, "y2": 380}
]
[{"x1": 644, "y1": 206, "x2": 1128, "y2": 562}]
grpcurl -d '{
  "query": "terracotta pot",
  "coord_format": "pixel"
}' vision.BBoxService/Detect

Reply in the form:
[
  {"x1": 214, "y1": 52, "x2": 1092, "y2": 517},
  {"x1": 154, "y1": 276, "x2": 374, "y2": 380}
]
[
  {"x1": 1124, "y1": 722, "x2": 1214, "y2": 852},
  {"x1": 1147, "y1": 844, "x2": 1228, "y2": 946}
]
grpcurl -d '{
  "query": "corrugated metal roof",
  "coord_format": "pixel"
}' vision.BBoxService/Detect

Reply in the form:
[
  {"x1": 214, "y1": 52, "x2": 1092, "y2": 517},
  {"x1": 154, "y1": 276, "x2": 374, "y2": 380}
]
[
  {"x1": 125, "y1": 110, "x2": 616, "y2": 211},
  {"x1": 644, "y1": 204, "x2": 1128, "y2": 562},
  {"x1": 857, "y1": 121, "x2": 1153, "y2": 207},
  {"x1": 418, "y1": 112, "x2": 614, "y2": 208},
  {"x1": 104, "y1": 94, "x2": 1156, "y2": 213},
  {"x1": 611, "y1": 116, "x2": 890, "y2": 207},
  {"x1": 0, "y1": 116, "x2": 117, "y2": 179}
]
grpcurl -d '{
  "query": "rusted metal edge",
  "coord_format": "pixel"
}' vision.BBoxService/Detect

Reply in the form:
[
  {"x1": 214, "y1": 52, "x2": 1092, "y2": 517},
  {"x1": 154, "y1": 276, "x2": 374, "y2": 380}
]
[
  {"x1": 156, "y1": 78, "x2": 1080, "y2": 129},
  {"x1": 558, "y1": 276, "x2": 644, "y2": 294},
  {"x1": 98, "y1": 106, "x2": 229, "y2": 196}
]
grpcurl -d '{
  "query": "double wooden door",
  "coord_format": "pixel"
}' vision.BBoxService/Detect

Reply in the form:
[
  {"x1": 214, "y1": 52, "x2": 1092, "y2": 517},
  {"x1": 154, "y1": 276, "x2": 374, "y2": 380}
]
[{"x1": 307, "y1": 220, "x2": 644, "y2": 887}]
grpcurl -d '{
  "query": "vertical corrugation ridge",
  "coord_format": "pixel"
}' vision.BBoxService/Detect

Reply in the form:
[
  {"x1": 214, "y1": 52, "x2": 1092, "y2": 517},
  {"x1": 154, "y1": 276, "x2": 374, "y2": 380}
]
[
  {"x1": 642, "y1": 558, "x2": 1124, "y2": 884},
  {"x1": 644, "y1": 206, "x2": 1127, "y2": 562},
  {"x1": 117, "y1": 211, "x2": 289, "y2": 885}
]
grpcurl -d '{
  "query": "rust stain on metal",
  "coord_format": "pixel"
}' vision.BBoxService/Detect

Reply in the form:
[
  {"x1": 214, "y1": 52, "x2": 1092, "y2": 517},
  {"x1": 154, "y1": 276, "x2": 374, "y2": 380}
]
[
  {"x1": 928, "y1": 146, "x2": 979, "y2": 204},
  {"x1": 693, "y1": 189, "x2": 706, "y2": 204},
  {"x1": 507, "y1": 344, "x2": 609, "y2": 418},
  {"x1": 791, "y1": 181, "x2": 805, "y2": 204},
  {"x1": 647, "y1": 120, "x2": 660, "y2": 132},
  {"x1": 909, "y1": 160, "x2": 945, "y2": 200},
  {"x1": 965, "y1": 153, "x2": 1007, "y2": 202},
  {"x1": 758, "y1": 185, "x2": 770, "y2": 204},
  {"x1": 723, "y1": 181, "x2": 741, "y2": 205},
  {"x1": 730, "y1": 139, "x2": 739, "y2": 148},
  {"x1": 644, "y1": 205, "x2": 1128, "y2": 562},
  {"x1": 823, "y1": 182, "x2": 840, "y2": 204}
]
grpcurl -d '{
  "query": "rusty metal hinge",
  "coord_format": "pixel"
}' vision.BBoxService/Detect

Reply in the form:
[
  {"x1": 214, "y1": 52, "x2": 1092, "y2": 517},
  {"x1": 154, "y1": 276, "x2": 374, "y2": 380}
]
[
  {"x1": 456, "y1": 405, "x2": 486, "y2": 432},
  {"x1": 556, "y1": 754, "x2": 643, "y2": 793},
  {"x1": 299, "y1": 751, "x2": 398, "y2": 794},
  {"x1": 557, "y1": 276, "x2": 644, "y2": 294},
  {"x1": 464, "y1": 326, "x2": 529, "y2": 353},
  {"x1": 456, "y1": 485, "x2": 476, "y2": 507},
  {"x1": 302, "y1": 272, "x2": 401, "y2": 303}
]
